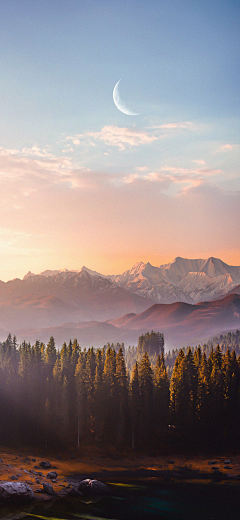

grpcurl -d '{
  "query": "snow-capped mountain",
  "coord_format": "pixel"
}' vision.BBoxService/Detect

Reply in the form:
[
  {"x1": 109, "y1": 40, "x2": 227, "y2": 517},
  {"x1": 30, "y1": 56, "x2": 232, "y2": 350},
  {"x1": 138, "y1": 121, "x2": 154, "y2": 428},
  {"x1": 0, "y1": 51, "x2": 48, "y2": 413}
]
[{"x1": 109, "y1": 257, "x2": 240, "y2": 304}]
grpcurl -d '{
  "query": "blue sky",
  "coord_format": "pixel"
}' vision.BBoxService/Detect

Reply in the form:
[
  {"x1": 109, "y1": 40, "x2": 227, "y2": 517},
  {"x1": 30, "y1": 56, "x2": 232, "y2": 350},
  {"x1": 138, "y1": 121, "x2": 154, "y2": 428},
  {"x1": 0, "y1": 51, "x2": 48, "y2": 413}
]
[{"x1": 0, "y1": 0, "x2": 239, "y2": 279}]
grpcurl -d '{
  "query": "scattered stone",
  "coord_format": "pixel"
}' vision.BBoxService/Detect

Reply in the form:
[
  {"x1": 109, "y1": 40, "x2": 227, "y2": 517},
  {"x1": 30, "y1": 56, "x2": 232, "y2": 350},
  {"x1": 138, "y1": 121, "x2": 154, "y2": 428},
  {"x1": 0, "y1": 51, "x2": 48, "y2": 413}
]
[
  {"x1": 0, "y1": 459, "x2": 3, "y2": 463},
  {"x1": 26, "y1": 481, "x2": 33, "y2": 485},
  {"x1": 224, "y1": 459, "x2": 232, "y2": 464},
  {"x1": 208, "y1": 460, "x2": 217, "y2": 465},
  {"x1": 224, "y1": 466, "x2": 232, "y2": 469},
  {"x1": 17, "y1": 474, "x2": 22, "y2": 477},
  {"x1": 35, "y1": 479, "x2": 40, "y2": 484},
  {"x1": 40, "y1": 461, "x2": 51, "y2": 469},
  {"x1": 52, "y1": 479, "x2": 57, "y2": 483},
  {"x1": 10, "y1": 475, "x2": 18, "y2": 480},
  {"x1": 0, "y1": 481, "x2": 35, "y2": 501},
  {"x1": 212, "y1": 466, "x2": 219, "y2": 470},
  {"x1": 78, "y1": 479, "x2": 109, "y2": 497},
  {"x1": 34, "y1": 466, "x2": 41, "y2": 469},
  {"x1": 32, "y1": 459, "x2": 36, "y2": 462},
  {"x1": 42, "y1": 482, "x2": 57, "y2": 496},
  {"x1": 23, "y1": 470, "x2": 29, "y2": 474},
  {"x1": 47, "y1": 471, "x2": 57, "y2": 480}
]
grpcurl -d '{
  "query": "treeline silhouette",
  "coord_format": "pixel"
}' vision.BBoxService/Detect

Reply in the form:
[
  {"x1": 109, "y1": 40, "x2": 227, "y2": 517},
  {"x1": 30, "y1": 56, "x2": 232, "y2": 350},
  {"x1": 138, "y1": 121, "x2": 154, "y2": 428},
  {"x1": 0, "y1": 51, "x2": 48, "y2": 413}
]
[{"x1": 1, "y1": 332, "x2": 240, "y2": 452}]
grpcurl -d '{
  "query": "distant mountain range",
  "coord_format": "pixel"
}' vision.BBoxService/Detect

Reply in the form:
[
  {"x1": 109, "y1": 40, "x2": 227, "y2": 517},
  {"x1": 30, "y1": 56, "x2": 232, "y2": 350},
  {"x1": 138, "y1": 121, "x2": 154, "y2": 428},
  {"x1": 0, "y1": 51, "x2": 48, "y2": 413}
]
[{"x1": 0, "y1": 256, "x2": 239, "y2": 348}]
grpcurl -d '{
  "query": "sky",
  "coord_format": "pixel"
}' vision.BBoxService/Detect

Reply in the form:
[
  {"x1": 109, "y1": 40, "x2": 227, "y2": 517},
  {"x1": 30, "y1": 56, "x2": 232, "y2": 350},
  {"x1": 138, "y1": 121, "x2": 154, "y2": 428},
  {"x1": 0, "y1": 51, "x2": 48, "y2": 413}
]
[{"x1": 0, "y1": 0, "x2": 240, "y2": 281}]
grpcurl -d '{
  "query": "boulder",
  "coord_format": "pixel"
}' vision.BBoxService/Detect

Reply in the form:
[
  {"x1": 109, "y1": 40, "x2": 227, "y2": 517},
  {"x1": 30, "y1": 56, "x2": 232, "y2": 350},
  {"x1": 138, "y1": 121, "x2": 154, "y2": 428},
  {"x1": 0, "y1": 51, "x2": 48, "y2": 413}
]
[
  {"x1": 40, "y1": 461, "x2": 51, "y2": 469},
  {"x1": 42, "y1": 482, "x2": 57, "y2": 496},
  {"x1": 47, "y1": 471, "x2": 58, "y2": 480},
  {"x1": 78, "y1": 479, "x2": 108, "y2": 496},
  {"x1": 224, "y1": 459, "x2": 232, "y2": 464},
  {"x1": 67, "y1": 486, "x2": 82, "y2": 497},
  {"x1": 0, "y1": 481, "x2": 35, "y2": 501}
]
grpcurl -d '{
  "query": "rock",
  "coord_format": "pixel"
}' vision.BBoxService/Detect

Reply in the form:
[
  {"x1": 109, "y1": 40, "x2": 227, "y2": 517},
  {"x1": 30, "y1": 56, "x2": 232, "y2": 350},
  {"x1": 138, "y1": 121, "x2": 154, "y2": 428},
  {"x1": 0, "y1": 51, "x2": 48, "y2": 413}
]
[
  {"x1": 47, "y1": 471, "x2": 58, "y2": 480},
  {"x1": 10, "y1": 475, "x2": 18, "y2": 480},
  {"x1": 42, "y1": 482, "x2": 57, "y2": 496},
  {"x1": 208, "y1": 460, "x2": 217, "y2": 465},
  {"x1": 78, "y1": 479, "x2": 109, "y2": 496},
  {"x1": 224, "y1": 465, "x2": 232, "y2": 469},
  {"x1": 0, "y1": 481, "x2": 35, "y2": 501},
  {"x1": 224, "y1": 458, "x2": 232, "y2": 464},
  {"x1": 67, "y1": 486, "x2": 82, "y2": 497},
  {"x1": 52, "y1": 479, "x2": 57, "y2": 483},
  {"x1": 40, "y1": 461, "x2": 51, "y2": 469}
]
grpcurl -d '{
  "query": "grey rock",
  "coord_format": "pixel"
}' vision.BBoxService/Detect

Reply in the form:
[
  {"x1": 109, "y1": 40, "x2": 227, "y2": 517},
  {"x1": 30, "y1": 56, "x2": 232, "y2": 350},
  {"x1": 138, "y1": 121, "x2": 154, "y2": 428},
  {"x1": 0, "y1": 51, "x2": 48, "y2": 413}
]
[
  {"x1": 10, "y1": 475, "x2": 18, "y2": 480},
  {"x1": 224, "y1": 458, "x2": 232, "y2": 464},
  {"x1": 40, "y1": 461, "x2": 51, "y2": 469},
  {"x1": 47, "y1": 471, "x2": 58, "y2": 480},
  {"x1": 78, "y1": 479, "x2": 109, "y2": 496},
  {"x1": 0, "y1": 481, "x2": 35, "y2": 501},
  {"x1": 208, "y1": 460, "x2": 217, "y2": 465},
  {"x1": 42, "y1": 482, "x2": 57, "y2": 496},
  {"x1": 67, "y1": 486, "x2": 82, "y2": 497}
]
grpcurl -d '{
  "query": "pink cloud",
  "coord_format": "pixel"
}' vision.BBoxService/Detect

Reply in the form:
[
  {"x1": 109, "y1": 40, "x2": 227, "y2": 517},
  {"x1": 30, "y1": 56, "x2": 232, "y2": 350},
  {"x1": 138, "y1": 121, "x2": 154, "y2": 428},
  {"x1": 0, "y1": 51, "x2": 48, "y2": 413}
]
[{"x1": 214, "y1": 143, "x2": 239, "y2": 153}]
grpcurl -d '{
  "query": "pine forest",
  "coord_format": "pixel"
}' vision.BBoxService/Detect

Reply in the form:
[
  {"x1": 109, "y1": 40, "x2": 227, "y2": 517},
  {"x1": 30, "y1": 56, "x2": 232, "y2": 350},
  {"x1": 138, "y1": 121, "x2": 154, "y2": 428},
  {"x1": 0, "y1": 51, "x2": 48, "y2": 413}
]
[{"x1": 1, "y1": 331, "x2": 240, "y2": 453}]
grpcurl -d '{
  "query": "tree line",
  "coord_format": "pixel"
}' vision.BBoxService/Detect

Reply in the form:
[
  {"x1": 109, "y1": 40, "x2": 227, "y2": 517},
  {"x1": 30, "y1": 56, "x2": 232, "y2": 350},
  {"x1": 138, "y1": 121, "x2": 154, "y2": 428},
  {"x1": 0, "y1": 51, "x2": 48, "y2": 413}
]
[{"x1": 1, "y1": 332, "x2": 240, "y2": 452}]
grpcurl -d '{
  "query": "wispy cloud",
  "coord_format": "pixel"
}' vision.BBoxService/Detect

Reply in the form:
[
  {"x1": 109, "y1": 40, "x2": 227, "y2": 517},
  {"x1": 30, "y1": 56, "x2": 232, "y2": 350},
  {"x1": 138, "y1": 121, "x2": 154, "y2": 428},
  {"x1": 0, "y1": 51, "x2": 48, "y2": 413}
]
[
  {"x1": 67, "y1": 126, "x2": 159, "y2": 151},
  {"x1": 148, "y1": 121, "x2": 194, "y2": 130},
  {"x1": 214, "y1": 143, "x2": 239, "y2": 153},
  {"x1": 122, "y1": 166, "x2": 222, "y2": 193}
]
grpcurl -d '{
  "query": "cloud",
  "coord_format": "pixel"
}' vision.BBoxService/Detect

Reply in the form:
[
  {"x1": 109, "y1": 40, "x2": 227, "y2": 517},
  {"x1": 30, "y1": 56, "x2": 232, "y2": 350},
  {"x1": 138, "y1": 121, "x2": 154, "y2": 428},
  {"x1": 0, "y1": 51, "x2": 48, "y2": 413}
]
[
  {"x1": 67, "y1": 126, "x2": 159, "y2": 151},
  {"x1": 193, "y1": 159, "x2": 206, "y2": 165},
  {"x1": 214, "y1": 143, "x2": 239, "y2": 153},
  {"x1": 66, "y1": 120, "x2": 202, "y2": 152},
  {"x1": 87, "y1": 126, "x2": 159, "y2": 150},
  {"x1": 148, "y1": 121, "x2": 194, "y2": 130}
]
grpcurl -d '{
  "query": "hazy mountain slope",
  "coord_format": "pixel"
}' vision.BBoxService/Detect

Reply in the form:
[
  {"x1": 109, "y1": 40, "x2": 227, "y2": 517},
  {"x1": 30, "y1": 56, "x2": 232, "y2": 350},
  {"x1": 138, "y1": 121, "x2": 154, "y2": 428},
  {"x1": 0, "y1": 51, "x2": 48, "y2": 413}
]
[
  {"x1": 10, "y1": 293, "x2": 240, "y2": 350},
  {"x1": 0, "y1": 268, "x2": 151, "y2": 330}
]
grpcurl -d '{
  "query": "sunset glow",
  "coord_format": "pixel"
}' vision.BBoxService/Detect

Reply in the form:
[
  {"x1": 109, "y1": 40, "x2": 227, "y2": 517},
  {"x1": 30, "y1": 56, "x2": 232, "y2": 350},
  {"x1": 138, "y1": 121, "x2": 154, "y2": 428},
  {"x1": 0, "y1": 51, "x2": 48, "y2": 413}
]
[{"x1": 0, "y1": 1, "x2": 239, "y2": 281}]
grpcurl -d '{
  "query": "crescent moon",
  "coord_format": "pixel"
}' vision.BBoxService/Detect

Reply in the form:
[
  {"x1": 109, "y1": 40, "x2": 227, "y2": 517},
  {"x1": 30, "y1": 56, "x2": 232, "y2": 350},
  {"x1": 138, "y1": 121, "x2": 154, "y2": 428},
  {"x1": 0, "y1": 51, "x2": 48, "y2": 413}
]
[{"x1": 113, "y1": 80, "x2": 140, "y2": 116}]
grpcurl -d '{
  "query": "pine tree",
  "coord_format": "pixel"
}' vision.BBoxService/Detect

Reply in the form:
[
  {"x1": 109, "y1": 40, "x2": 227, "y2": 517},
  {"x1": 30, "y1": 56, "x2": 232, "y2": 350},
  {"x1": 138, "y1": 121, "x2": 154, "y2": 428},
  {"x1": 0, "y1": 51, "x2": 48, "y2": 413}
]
[
  {"x1": 138, "y1": 352, "x2": 154, "y2": 446},
  {"x1": 130, "y1": 362, "x2": 140, "y2": 448},
  {"x1": 115, "y1": 347, "x2": 128, "y2": 446},
  {"x1": 154, "y1": 354, "x2": 169, "y2": 435}
]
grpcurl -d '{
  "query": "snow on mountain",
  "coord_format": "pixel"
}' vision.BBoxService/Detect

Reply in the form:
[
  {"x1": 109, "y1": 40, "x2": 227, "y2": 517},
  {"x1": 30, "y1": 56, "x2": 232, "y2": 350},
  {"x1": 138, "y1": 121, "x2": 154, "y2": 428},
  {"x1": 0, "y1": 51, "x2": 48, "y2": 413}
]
[
  {"x1": 19, "y1": 256, "x2": 240, "y2": 307},
  {"x1": 109, "y1": 257, "x2": 240, "y2": 304}
]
